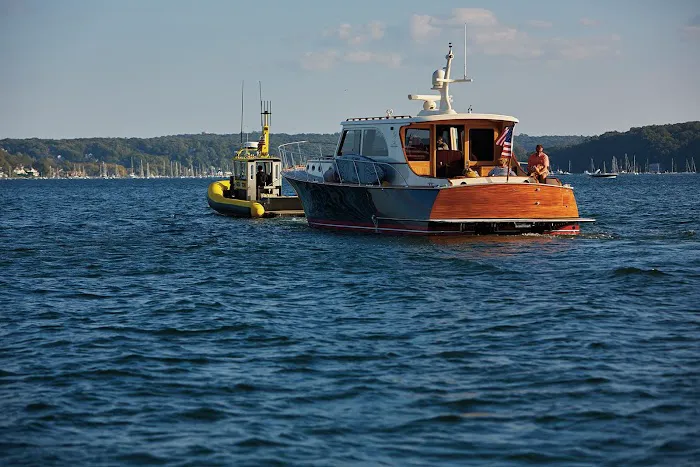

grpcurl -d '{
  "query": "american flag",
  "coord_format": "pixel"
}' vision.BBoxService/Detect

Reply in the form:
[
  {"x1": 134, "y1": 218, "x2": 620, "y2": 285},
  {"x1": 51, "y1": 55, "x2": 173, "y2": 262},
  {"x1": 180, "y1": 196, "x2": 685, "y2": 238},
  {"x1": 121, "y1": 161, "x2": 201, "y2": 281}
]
[{"x1": 496, "y1": 126, "x2": 513, "y2": 159}]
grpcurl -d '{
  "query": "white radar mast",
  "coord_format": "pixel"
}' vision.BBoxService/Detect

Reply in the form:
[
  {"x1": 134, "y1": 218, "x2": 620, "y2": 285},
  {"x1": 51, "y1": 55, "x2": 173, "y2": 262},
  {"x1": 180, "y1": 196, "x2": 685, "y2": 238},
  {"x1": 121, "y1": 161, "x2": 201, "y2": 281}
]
[{"x1": 408, "y1": 24, "x2": 472, "y2": 116}]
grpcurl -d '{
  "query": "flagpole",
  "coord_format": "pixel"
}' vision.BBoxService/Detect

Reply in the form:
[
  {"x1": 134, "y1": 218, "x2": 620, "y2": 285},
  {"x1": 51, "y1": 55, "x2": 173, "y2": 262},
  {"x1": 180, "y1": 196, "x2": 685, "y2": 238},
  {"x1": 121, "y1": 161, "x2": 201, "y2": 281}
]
[{"x1": 506, "y1": 128, "x2": 512, "y2": 182}]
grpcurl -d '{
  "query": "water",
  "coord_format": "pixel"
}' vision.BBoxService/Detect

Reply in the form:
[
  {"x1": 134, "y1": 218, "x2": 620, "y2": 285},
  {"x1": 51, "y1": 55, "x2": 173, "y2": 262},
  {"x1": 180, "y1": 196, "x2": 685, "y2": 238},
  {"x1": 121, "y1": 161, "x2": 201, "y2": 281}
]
[{"x1": 1, "y1": 175, "x2": 699, "y2": 466}]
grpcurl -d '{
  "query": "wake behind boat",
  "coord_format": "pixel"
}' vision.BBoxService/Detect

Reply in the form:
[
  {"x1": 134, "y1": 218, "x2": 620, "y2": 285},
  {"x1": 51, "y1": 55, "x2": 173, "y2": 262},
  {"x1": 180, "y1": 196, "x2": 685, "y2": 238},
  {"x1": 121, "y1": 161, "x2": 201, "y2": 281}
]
[{"x1": 282, "y1": 42, "x2": 594, "y2": 235}]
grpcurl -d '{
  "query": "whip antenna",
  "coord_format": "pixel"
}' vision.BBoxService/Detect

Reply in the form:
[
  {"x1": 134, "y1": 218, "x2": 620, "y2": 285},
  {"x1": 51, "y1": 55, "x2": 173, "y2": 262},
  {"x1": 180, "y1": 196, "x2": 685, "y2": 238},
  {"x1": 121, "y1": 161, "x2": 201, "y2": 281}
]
[{"x1": 240, "y1": 81, "x2": 244, "y2": 144}]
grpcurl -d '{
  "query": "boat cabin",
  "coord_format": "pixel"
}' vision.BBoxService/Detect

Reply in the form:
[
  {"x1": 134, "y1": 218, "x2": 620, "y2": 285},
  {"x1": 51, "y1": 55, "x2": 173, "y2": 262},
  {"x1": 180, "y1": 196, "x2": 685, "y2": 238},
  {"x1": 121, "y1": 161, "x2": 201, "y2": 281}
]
[
  {"x1": 229, "y1": 155, "x2": 283, "y2": 201},
  {"x1": 336, "y1": 114, "x2": 527, "y2": 181}
]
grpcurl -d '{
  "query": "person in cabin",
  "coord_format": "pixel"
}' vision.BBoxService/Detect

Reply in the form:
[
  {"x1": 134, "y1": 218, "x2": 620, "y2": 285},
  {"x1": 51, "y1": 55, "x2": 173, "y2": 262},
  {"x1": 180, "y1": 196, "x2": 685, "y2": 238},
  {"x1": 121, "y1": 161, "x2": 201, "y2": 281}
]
[
  {"x1": 227, "y1": 175, "x2": 236, "y2": 198},
  {"x1": 488, "y1": 156, "x2": 516, "y2": 176},
  {"x1": 256, "y1": 165, "x2": 267, "y2": 186},
  {"x1": 436, "y1": 136, "x2": 449, "y2": 150},
  {"x1": 527, "y1": 144, "x2": 550, "y2": 183},
  {"x1": 256, "y1": 165, "x2": 266, "y2": 198}
]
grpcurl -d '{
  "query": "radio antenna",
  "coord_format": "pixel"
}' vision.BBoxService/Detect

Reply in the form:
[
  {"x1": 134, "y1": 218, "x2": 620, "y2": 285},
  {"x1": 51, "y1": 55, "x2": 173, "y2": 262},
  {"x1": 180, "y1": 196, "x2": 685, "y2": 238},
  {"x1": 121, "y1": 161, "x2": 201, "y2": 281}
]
[
  {"x1": 464, "y1": 23, "x2": 468, "y2": 79},
  {"x1": 239, "y1": 81, "x2": 244, "y2": 144}
]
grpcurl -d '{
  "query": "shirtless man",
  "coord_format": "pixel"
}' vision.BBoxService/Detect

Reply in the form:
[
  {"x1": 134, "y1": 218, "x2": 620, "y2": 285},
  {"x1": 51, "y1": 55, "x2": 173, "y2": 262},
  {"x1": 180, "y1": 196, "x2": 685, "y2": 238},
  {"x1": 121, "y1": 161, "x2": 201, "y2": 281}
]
[{"x1": 527, "y1": 144, "x2": 550, "y2": 183}]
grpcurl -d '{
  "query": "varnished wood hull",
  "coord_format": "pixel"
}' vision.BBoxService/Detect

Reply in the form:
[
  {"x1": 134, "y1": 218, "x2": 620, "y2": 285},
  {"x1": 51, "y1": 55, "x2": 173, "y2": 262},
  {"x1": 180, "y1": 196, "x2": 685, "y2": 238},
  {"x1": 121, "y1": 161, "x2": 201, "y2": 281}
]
[{"x1": 285, "y1": 174, "x2": 589, "y2": 235}]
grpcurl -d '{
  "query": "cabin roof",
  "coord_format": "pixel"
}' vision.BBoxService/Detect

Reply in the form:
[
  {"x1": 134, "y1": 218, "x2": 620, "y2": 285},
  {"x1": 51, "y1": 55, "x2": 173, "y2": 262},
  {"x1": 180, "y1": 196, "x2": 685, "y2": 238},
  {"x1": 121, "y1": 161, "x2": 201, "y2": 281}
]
[{"x1": 342, "y1": 112, "x2": 519, "y2": 127}]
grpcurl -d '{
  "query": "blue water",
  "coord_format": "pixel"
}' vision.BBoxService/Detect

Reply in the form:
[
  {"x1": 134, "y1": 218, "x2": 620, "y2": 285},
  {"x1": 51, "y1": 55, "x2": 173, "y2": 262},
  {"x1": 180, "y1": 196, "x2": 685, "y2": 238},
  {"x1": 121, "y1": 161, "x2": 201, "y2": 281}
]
[{"x1": 1, "y1": 175, "x2": 699, "y2": 466}]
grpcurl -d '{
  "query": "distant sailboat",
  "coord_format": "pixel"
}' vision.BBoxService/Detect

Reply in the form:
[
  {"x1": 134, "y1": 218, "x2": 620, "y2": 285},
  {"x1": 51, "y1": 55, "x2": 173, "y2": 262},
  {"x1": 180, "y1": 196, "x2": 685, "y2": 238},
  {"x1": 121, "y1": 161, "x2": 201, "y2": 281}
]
[{"x1": 589, "y1": 159, "x2": 617, "y2": 178}]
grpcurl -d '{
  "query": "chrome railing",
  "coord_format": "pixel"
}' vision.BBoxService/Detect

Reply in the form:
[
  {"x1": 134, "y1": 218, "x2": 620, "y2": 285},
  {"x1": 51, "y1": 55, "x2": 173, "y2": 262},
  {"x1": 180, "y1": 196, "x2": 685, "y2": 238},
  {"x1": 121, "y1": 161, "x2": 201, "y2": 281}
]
[
  {"x1": 286, "y1": 156, "x2": 410, "y2": 187},
  {"x1": 278, "y1": 141, "x2": 324, "y2": 170}
]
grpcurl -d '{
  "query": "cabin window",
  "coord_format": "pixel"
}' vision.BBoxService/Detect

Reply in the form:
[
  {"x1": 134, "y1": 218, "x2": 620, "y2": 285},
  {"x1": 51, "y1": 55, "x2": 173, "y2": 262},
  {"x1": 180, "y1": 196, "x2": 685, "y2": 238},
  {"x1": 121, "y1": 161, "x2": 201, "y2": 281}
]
[
  {"x1": 337, "y1": 130, "x2": 362, "y2": 156},
  {"x1": 361, "y1": 129, "x2": 388, "y2": 158},
  {"x1": 234, "y1": 161, "x2": 246, "y2": 179},
  {"x1": 469, "y1": 128, "x2": 495, "y2": 162},
  {"x1": 435, "y1": 125, "x2": 466, "y2": 178},
  {"x1": 404, "y1": 128, "x2": 430, "y2": 161}
]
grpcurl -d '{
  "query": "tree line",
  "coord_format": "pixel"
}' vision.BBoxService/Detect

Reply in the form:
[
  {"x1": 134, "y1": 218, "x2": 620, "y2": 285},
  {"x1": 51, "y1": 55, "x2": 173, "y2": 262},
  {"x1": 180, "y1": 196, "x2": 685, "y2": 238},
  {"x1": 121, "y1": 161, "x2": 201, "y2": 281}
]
[{"x1": 1, "y1": 121, "x2": 698, "y2": 176}]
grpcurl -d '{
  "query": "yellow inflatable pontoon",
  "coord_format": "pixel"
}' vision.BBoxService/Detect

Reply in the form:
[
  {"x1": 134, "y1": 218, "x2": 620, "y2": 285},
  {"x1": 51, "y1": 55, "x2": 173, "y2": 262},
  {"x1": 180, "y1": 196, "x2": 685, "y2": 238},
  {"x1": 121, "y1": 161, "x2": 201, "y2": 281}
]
[{"x1": 207, "y1": 179, "x2": 265, "y2": 218}]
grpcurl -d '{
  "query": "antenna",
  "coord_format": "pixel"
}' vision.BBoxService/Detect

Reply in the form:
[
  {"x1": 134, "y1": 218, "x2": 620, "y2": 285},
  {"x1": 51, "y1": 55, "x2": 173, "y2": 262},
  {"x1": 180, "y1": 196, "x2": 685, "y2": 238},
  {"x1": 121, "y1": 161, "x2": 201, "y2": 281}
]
[
  {"x1": 240, "y1": 81, "x2": 244, "y2": 144},
  {"x1": 464, "y1": 23, "x2": 467, "y2": 79},
  {"x1": 259, "y1": 81, "x2": 263, "y2": 127}
]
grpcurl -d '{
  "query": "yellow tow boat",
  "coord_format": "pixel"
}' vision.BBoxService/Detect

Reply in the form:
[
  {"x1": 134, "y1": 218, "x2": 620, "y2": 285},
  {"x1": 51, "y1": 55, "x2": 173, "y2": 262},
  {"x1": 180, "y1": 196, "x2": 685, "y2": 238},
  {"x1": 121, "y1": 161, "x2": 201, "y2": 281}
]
[{"x1": 207, "y1": 102, "x2": 303, "y2": 218}]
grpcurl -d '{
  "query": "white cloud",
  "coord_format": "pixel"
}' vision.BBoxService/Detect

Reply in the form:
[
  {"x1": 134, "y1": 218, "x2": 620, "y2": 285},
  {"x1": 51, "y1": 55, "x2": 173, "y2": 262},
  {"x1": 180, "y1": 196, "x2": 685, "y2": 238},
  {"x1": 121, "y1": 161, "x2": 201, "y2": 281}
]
[
  {"x1": 344, "y1": 51, "x2": 401, "y2": 68},
  {"x1": 326, "y1": 21, "x2": 386, "y2": 45},
  {"x1": 300, "y1": 49, "x2": 401, "y2": 71},
  {"x1": 300, "y1": 50, "x2": 338, "y2": 71},
  {"x1": 368, "y1": 21, "x2": 385, "y2": 40},
  {"x1": 527, "y1": 19, "x2": 553, "y2": 29},
  {"x1": 410, "y1": 14, "x2": 440, "y2": 42},
  {"x1": 304, "y1": 20, "x2": 397, "y2": 71},
  {"x1": 474, "y1": 27, "x2": 544, "y2": 58},
  {"x1": 680, "y1": 15, "x2": 700, "y2": 41},
  {"x1": 446, "y1": 8, "x2": 498, "y2": 27},
  {"x1": 580, "y1": 17, "x2": 599, "y2": 27},
  {"x1": 408, "y1": 9, "x2": 620, "y2": 61},
  {"x1": 680, "y1": 25, "x2": 700, "y2": 40},
  {"x1": 552, "y1": 34, "x2": 621, "y2": 60}
]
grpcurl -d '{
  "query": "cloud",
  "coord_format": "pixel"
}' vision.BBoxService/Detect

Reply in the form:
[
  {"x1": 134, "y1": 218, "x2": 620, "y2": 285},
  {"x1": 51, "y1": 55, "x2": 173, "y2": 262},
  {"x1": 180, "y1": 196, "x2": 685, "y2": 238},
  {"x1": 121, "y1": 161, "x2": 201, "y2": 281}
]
[
  {"x1": 551, "y1": 34, "x2": 621, "y2": 60},
  {"x1": 410, "y1": 14, "x2": 440, "y2": 42},
  {"x1": 527, "y1": 19, "x2": 553, "y2": 29},
  {"x1": 680, "y1": 15, "x2": 700, "y2": 41},
  {"x1": 303, "y1": 19, "x2": 400, "y2": 70},
  {"x1": 300, "y1": 49, "x2": 401, "y2": 71},
  {"x1": 326, "y1": 21, "x2": 386, "y2": 45},
  {"x1": 300, "y1": 50, "x2": 339, "y2": 70},
  {"x1": 408, "y1": 9, "x2": 619, "y2": 61},
  {"x1": 411, "y1": 8, "x2": 497, "y2": 41},
  {"x1": 445, "y1": 8, "x2": 498, "y2": 27},
  {"x1": 474, "y1": 27, "x2": 544, "y2": 58},
  {"x1": 580, "y1": 17, "x2": 599, "y2": 27},
  {"x1": 344, "y1": 51, "x2": 402, "y2": 68}
]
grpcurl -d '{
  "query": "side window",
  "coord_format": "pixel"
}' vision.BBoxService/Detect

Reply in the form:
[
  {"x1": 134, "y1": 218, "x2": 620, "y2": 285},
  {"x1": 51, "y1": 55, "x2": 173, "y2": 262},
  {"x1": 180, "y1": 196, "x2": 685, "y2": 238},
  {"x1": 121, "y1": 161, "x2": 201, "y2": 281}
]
[
  {"x1": 469, "y1": 128, "x2": 495, "y2": 161},
  {"x1": 337, "y1": 130, "x2": 362, "y2": 156},
  {"x1": 404, "y1": 128, "x2": 430, "y2": 161},
  {"x1": 362, "y1": 129, "x2": 388, "y2": 158}
]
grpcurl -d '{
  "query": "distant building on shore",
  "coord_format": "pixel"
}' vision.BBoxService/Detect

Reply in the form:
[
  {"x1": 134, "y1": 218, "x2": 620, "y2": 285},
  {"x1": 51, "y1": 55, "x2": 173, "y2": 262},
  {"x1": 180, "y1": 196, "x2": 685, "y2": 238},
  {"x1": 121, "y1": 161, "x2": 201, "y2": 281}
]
[{"x1": 12, "y1": 166, "x2": 40, "y2": 177}]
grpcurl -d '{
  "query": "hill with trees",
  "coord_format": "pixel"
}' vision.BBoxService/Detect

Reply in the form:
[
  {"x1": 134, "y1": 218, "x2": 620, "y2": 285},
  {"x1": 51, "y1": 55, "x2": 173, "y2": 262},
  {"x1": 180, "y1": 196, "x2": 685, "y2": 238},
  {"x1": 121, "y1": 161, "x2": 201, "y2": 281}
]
[
  {"x1": 0, "y1": 133, "x2": 340, "y2": 177},
  {"x1": 546, "y1": 122, "x2": 700, "y2": 173},
  {"x1": 1, "y1": 121, "x2": 698, "y2": 176}
]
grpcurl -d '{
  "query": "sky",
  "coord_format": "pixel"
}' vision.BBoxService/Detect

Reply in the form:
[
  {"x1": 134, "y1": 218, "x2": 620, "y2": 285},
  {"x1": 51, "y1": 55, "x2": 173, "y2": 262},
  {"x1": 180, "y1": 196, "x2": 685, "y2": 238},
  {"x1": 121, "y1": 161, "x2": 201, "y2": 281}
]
[{"x1": 1, "y1": 0, "x2": 699, "y2": 139}]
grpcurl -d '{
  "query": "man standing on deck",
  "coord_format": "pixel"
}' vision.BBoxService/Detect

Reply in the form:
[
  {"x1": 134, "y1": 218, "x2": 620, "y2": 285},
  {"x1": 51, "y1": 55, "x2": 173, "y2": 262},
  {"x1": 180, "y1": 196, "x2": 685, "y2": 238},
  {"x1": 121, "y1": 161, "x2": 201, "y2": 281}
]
[{"x1": 528, "y1": 144, "x2": 550, "y2": 183}]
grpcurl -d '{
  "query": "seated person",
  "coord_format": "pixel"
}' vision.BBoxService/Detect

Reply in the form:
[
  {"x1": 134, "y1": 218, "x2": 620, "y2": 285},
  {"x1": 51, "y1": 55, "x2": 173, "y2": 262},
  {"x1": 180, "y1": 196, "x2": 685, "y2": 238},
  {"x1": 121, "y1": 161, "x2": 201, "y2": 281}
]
[
  {"x1": 527, "y1": 144, "x2": 550, "y2": 183},
  {"x1": 463, "y1": 166, "x2": 480, "y2": 178},
  {"x1": 436, "y1": 136, "x2": 449, "y2": 150},
  {"x1": 488, "y1": 156, "x2": 516, "y2": 176}
]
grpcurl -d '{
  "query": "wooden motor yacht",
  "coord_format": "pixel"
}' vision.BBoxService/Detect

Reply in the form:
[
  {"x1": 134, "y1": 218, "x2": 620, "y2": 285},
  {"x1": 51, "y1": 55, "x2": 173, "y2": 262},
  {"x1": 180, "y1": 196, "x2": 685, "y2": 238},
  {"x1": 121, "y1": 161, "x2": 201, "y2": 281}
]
[{"x1": 282, "y1": 43, "x2": 594, "y2": 235}]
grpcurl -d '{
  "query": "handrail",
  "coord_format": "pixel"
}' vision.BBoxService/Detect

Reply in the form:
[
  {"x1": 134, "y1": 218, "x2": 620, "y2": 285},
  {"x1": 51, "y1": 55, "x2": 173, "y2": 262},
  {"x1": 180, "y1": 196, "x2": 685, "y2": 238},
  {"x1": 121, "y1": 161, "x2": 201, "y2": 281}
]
[
  {"x1": 286, "y1": 157, "x2": 410, "y2": 187},
  {"x1": 278, "y1": 141, "x2": 317, "y2": 169}
]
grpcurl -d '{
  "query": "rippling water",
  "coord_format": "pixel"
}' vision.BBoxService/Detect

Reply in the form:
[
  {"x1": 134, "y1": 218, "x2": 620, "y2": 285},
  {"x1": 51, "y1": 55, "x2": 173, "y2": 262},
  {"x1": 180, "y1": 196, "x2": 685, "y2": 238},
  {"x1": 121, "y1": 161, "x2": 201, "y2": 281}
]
[{"x1": 1, "y1": 175, "x2": 699, "y2": 465}]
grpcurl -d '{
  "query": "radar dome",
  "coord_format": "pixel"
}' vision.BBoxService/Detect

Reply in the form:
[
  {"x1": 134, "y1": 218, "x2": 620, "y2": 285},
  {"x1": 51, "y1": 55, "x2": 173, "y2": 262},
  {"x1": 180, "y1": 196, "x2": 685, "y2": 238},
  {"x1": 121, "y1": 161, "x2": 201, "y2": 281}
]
[{"x1": 432, "y1": 68, "x2": 445, "y2": 89}]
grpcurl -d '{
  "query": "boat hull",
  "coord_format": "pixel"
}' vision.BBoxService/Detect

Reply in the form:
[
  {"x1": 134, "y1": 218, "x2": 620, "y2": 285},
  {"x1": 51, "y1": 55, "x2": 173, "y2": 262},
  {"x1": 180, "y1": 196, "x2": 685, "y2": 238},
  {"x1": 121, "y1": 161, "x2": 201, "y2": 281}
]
[{"x1": 285, "y1": 175, "x2": 587, "y2": 235}]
